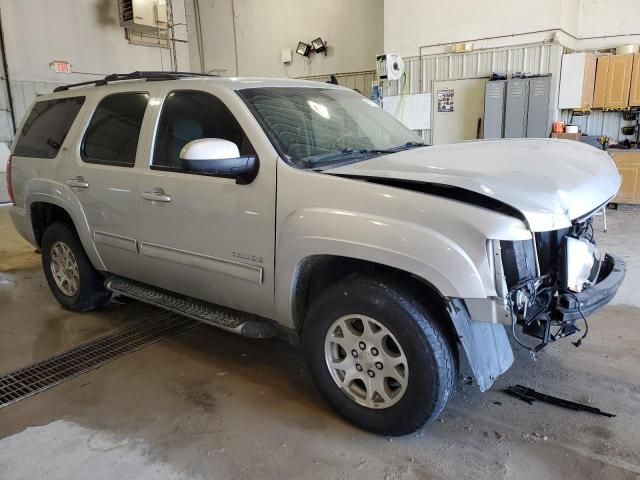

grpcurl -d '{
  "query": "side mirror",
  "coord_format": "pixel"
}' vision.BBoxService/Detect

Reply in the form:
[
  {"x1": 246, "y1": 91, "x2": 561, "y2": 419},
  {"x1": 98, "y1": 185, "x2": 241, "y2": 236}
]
[{"x1": 179, "y1": 138, "x2": 258, "y2": 185}]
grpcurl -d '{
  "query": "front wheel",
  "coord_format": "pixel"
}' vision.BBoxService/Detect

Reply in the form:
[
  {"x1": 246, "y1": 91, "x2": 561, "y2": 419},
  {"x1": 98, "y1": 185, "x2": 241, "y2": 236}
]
[{"x1": 302, "y1": 276, "x2": 456, "y2": 436}]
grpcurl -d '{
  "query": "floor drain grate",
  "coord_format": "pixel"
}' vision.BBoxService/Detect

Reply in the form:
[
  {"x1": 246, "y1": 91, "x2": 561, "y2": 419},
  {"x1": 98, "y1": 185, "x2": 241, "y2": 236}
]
[{"x1": 0, "y1": 311, "x2": 199, "y2": 409}]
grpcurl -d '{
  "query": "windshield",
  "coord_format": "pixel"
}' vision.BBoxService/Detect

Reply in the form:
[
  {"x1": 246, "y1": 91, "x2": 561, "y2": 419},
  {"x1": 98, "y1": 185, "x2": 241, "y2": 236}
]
[{"x1": 238, "y1": 87, "x2": 424, "y2": 170}]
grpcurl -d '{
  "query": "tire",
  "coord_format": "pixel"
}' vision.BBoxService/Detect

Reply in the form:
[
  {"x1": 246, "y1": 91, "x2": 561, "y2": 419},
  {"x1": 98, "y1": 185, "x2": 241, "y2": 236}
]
[
  {"x1": 41, "y1": 222, "x2": 111, "y2": 312},
  {"x1": 302, "y1": 275, "x2": 456, "y2": 436}
]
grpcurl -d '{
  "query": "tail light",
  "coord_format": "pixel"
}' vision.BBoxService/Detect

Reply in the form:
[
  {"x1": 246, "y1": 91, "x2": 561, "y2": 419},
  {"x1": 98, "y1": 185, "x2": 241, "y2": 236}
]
[{"x1": 6, "y1": 154, "x2": 14, "y2": 205}]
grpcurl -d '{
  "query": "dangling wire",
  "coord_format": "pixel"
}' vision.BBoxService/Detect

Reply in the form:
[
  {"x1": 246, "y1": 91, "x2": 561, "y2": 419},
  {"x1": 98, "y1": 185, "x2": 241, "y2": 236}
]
[
  {"x1": 507, "y1": 276, "x2": 555, "y2": 359},
  {"x1": 560, "y1": 291, "x2": 589, "y2": 348},
  {"x1": 507, "y1": 288, "x2": 539, "y2": 360}
]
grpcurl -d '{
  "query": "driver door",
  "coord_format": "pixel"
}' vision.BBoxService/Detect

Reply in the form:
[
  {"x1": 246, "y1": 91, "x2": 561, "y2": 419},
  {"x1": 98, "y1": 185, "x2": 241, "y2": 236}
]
[{"x1": 133, "y1": 87, "x2": 276, "y2": 317}]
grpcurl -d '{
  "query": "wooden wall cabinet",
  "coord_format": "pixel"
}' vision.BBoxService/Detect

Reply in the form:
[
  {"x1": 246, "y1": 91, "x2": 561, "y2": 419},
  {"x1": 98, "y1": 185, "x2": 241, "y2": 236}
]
[
  {"x1": 629, "y1": 53, "x2": 640, "y2": 107},
  {"x1": 612, "y1": 151, "x2": 640, "y2": 205},
  {"x1": 592, "y1": 56, "x2": 609, "y2": 108},
  {"x1": 592, "y1": 54, "x2": 635, "y2": 109},
  {"x1": 604, "y1": 54, "x2": 634, "y2": 109}
]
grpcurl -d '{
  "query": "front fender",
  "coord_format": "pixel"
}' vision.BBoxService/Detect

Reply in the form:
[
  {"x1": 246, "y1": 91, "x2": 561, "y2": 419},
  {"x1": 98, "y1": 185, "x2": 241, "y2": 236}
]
[
  {"x1": 24, "y1": 178, "x2": 105, "y2": 271},
  {"x1": 275, "y1": 208, "x2": 488, "y2": 328}
]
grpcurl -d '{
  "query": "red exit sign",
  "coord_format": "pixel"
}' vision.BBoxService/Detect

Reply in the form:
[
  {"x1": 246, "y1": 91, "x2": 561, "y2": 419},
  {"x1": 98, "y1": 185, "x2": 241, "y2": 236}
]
[{"x1": 50, "y1": 61, "x2": 72, "y2": 74}]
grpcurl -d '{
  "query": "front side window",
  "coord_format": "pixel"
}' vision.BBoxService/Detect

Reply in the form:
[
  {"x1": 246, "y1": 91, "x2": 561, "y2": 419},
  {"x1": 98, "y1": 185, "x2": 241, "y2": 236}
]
[
  {"x1": 238, "y1": 87, "x2": 423, "y2": 170},
  {"x1": 13, "y1": 96, "x2": 85, "y2": 159},
  {"x1": 153, "y1": 90, "x2": 254, "y2": 170},
  {"x1": 82, "y1": 92, "x2": 149, "y2": 167}
]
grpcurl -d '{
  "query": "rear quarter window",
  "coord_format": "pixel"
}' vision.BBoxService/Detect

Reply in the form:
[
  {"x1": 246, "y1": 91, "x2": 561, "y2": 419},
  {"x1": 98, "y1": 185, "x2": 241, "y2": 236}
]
[{"x1": 13, "y1": 96, "x2": 85, "y2": 158}]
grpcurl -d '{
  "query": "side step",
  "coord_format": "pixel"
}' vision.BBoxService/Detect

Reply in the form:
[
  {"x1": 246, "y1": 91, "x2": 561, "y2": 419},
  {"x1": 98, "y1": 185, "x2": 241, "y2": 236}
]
[{"x1": 105, "y1": 276, "x2": 278, "y2": 338}]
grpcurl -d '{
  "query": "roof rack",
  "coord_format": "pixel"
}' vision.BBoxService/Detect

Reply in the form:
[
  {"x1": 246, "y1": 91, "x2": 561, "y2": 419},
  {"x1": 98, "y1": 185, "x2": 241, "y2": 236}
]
[{"x1": 53, "y1": 71, "x2": 219, "y2": 92}]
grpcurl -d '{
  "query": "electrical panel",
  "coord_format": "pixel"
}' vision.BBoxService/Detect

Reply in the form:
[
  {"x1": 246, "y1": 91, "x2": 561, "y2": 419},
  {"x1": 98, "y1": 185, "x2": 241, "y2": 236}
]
[{"x1": 118, "y1": 0, "x2": 167, "y2": 33}]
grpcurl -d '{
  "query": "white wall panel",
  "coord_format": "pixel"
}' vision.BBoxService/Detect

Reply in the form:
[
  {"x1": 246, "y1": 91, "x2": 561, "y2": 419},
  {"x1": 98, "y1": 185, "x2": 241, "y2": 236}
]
[
  {"x1": 188, "y1": 0, "x2": 383, "y2": 78},
  {"x1": 385, "y1": 0, "x2": 640, "y2": 56},
  {"x1": 0, "y1": 0, "x2": 191, "y2": 140}
]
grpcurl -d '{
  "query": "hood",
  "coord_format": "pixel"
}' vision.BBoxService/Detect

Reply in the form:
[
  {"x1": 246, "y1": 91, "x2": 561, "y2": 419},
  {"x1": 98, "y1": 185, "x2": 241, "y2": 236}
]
[{"x1": 327, "y1": 139, "x2": 621, "y2": 232}]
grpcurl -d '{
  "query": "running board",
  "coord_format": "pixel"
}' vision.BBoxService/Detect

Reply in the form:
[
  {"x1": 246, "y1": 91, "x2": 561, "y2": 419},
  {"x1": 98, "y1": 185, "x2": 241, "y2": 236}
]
[{"x1": 105, "y1": 276, "x2": 277, "y2": 338}]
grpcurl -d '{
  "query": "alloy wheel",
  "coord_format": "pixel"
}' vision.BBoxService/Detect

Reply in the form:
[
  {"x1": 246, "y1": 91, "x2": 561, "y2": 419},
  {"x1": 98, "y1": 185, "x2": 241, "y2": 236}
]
[{"x1": 324, "y1": 314, "x2": 409, "y2": 409}]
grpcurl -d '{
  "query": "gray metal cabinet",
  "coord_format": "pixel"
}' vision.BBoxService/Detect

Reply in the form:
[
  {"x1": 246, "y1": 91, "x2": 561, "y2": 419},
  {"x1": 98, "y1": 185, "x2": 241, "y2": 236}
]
[
  {"x1": 504, "y1": 79, "x2": 528, "y2": 138},
  {"x1": 483, "y1": 81, "x2": 506, "y2": 139},
  {"x1": 526, "y1": 76, "x2": 551, "y2": 138}
]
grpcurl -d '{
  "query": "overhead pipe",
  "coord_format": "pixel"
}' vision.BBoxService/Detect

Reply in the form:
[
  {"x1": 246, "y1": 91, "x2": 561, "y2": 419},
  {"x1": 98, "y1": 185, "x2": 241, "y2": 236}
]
[
  {"x1": 231, "y1": 0, "x2": 239, "y2": 76},
  {"x1": 192, "y1": 0, "x2": 205, "y2": 73}
]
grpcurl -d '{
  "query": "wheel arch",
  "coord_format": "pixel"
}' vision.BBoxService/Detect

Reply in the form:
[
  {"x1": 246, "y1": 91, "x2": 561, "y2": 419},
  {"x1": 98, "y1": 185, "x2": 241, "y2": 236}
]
[
  {"x1": 275, "y1": 208, "x2": 491, "y2": 329},
  {"x1": 26, "y1": 188, "x2": 105, "y2": 271},
  {"x1": 292, "y1": 255, "x2": 433, "y2": 325},
  {"x1": 282, "y1": 254, "x2": 457, "y2": 350}
]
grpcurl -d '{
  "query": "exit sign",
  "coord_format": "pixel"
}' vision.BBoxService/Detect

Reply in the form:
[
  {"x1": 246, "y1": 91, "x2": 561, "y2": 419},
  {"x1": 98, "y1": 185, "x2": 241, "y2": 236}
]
[{"x1": 50, "y1": 61, "x2": 72, "y2": 74}]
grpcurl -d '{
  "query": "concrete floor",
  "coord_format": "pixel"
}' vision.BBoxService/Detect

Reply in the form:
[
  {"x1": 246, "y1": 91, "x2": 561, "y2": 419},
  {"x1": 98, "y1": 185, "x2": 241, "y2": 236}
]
[{"x1": 0, "y1": 204, "x2": 639, "y2": 480}]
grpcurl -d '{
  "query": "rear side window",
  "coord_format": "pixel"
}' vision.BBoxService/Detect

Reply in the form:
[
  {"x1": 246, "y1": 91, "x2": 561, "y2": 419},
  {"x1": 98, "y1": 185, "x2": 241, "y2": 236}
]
[
  {"x1": 13, "y1": 96, "x2": 85, "y2": 159},
  {"x1": 82, "y1": 92, "x2": 149, "y2": 167}
]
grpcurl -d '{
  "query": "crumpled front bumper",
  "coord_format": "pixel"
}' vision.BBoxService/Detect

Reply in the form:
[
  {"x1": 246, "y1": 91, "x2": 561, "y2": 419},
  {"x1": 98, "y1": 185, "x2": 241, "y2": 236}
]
[{"x1": 555, "y1": 254, "x2": 626, "y2": 321}]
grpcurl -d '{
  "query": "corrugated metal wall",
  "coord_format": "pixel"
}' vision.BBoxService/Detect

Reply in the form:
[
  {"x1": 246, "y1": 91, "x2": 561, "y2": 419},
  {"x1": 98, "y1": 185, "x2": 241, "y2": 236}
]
[
  {"x1": 302, "y1": 70, "x2": 377, "y2": 94},
  {"x1": 386, "y1": 43, "x2": 555, "y2": 96},
  {"x1": 560, "y1": 110, "x2": 629, "y2": 142},
  {"x1": 383, "y1": 43, "x2": 559, "y2": 142}
]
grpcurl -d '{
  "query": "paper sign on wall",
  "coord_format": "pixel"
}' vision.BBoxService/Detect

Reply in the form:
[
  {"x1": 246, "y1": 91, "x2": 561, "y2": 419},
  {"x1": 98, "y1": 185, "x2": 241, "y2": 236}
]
[
  {"x1": 437, "y1": 89, "x2": 454, "y2": 112},
  {"x1": 382, "y1": 93, "x2": 431, "y2": 130}
]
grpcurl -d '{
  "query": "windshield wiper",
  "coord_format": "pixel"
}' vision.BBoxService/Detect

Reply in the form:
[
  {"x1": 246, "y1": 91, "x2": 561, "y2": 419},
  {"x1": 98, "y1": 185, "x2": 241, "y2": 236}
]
[
  {"x1": 340, "y1": 147, "x2": 394, "y2": 155},
  {"x1": 306, "y1": 148, "x2": 392, "y2": 167},
  {"x1": 306, "y1": 143, "x2": 426, "y2": 169},
  {"x1": 389, "y1": 141, "x2": 426, "y2": 151}
]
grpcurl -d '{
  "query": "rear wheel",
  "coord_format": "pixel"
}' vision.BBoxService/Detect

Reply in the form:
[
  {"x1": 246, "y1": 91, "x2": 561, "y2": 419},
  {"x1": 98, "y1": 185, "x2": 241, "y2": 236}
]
[
  {"x1": 302, "y1": 276, "x2": 456, "y2": 436},
  {"x1": 41, "y1": 222, "x2": 111, "y2": 311}
]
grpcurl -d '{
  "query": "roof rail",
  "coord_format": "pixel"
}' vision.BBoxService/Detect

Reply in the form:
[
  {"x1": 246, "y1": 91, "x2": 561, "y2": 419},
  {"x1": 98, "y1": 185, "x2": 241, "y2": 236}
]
[{"x1": 53, "y1": 71, "x2": 219, "y2": 92}]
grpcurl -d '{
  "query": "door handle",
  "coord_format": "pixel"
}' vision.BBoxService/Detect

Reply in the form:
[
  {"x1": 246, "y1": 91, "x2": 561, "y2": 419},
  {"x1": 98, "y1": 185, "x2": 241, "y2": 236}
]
[
  {"x1": 140, "y1": 189, "x2": 171, "y2": 203},
  {"x1": 66, "y1": 176, "x2": 89, "y2": 189}
]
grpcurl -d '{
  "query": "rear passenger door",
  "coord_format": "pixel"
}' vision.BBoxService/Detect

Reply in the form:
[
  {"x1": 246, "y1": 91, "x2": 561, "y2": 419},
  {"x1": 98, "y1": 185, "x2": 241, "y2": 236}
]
[
  {"x1": 62, "y1": 88, "x2": 155, "y2": 279},
  {"x1": 134, "y1": 87, "x2": 276, "y2": 318}
]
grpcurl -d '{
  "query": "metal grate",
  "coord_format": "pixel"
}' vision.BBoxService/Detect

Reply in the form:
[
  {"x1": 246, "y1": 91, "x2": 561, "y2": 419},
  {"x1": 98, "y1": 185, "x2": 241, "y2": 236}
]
[{"x1": 0, "y1": 311, "x2": 198, "y2": 409}]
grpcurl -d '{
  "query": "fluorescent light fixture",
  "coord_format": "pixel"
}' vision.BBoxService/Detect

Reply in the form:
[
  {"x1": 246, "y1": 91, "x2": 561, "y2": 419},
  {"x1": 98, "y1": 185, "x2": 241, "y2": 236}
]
[
  {"x1": 296, "y1": 42, "x2": 311, "y2": 57},
  {"x1": 311, "y1": 37, "x2": 326, "y2": 53}
]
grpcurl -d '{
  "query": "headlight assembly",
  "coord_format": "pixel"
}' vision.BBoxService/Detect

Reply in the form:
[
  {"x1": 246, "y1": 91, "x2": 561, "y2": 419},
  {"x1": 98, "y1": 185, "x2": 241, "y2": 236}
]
[{"x1": 563, "y1": 236, "x2": 601, "y2": 293}]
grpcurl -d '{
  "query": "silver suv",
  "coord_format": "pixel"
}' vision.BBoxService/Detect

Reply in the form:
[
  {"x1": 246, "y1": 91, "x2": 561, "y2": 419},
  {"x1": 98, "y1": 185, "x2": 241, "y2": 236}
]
[{"x1": 7, "y1": 71, "x2": 625, "y2": 435}]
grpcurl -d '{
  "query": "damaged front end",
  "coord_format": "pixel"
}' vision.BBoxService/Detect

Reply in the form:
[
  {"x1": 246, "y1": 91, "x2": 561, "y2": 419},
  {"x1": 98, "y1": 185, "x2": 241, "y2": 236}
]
[{"x1": 493, "y1": 213, "x2": 626, "y2": 354}]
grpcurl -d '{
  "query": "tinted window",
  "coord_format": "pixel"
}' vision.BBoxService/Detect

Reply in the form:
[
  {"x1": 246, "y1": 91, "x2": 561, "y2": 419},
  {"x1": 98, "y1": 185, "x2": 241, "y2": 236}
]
[
  {"x1": 153, "y1": 90, "x2": 254, "y2": 170},
  {"x1": 83, "y1": 92, "x2": 148, "y2": 167},
  {"x1": 13, "y1": 97, "x2": 85, "y2": 158}
]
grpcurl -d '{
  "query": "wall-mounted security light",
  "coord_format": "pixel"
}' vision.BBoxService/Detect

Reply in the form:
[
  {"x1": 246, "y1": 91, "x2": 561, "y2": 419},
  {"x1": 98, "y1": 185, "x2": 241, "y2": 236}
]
[
  {"x1": 311, "y1": 37, "x2": 326, "y2": 54},
  {"x1": 296, "y1": 42, "x2": 311, "y2": 57}
]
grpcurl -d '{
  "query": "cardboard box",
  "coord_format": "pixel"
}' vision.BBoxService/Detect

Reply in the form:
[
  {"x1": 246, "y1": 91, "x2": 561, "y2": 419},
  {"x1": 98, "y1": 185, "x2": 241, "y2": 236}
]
[{"x1": 551, "y1": 132, "x2": 582, "y2": 141}]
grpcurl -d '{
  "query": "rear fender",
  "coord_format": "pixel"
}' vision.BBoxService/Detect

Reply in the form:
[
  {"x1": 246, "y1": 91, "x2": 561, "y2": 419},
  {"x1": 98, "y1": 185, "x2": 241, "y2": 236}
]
[{"x1": 24, "y1": 178, "x2": 105, "y2": 270}]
